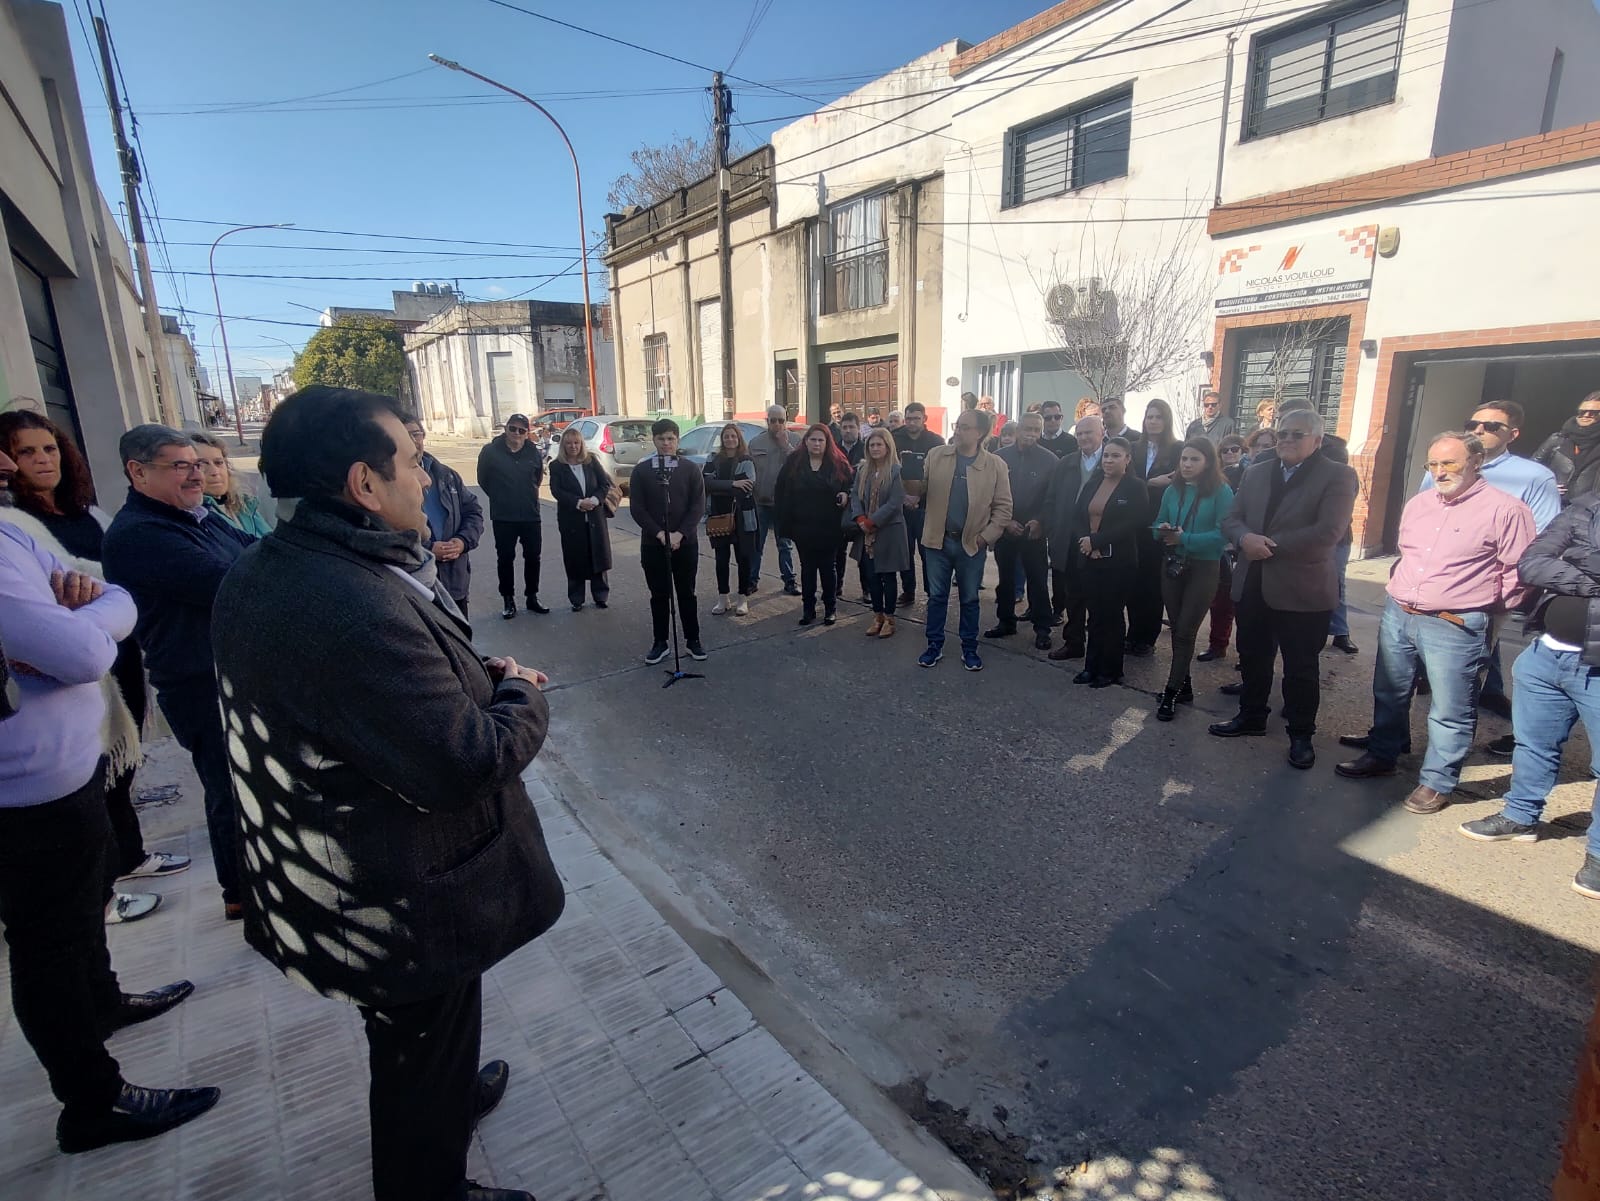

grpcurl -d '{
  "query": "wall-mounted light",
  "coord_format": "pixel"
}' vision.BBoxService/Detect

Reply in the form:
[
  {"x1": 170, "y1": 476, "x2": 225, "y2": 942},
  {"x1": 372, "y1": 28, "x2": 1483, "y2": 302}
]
[
  {"x1": 1199, "y1": 350, "x2": 1215, "y2": 368},
  {"x1": 1360, "y1": 339, "x2": 1378, "y2": 357}
]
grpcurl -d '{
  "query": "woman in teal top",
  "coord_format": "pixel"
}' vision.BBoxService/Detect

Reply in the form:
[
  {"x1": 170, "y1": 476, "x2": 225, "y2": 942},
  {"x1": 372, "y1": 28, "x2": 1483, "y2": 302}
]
[
  {"x1": 1151, "y1": 437, "x2": 1234, "y2": 720},
  {"x1": 192, "y1": 431, "x2": 272, "y2": 539}
]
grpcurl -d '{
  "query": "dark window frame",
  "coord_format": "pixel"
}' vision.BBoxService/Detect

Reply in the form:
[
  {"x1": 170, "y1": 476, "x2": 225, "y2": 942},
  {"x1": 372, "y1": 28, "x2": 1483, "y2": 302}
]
[
  {"x1": 1242, "y1": 0, "x2": 1407, "y2": 142},
  {"x1": 1002, "y1": 83, "x2": 1133, "y2": 209}
]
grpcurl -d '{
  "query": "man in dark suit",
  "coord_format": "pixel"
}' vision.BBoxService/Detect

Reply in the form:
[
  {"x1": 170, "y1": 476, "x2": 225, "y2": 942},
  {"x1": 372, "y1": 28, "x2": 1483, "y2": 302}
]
[
  {"x1": 1210, "y1": 407, "x2": 1359, "y2": 768},
  {"x1": 1044, "y1": 414, "x2": 1102, "y2": 660},
  {"x1": 213, "y1": 386, "x2": 565, "y2": 1201},
  {"x1": 631, "y1": 418, "x2": 707, "y2": 666}
]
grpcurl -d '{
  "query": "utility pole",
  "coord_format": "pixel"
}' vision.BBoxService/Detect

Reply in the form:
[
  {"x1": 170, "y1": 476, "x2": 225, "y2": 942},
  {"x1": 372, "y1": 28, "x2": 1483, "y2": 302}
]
[
  {"x1": 712, "y1": 72, "x2": 735, "y2": 421},
  {"x1": 94, "y1": 16, "x2": 178, "y2": 429}
]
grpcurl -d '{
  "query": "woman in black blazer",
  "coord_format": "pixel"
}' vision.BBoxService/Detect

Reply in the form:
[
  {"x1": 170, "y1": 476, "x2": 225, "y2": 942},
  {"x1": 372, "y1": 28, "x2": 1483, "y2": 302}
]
[
  {"x1": 1072, "y1": 437, "x2": 1147, "y2": 687},
  {"x1": 1127, "y1": 398, "x2": 1183, "y2": 654},
  {"x1": 549, "y1": 426, "x2": 615, "y2": 610}
]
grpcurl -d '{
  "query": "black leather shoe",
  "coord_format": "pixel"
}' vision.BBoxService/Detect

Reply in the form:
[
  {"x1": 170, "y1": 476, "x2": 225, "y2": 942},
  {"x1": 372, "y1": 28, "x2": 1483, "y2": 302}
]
[
  {"x1": 500, "y1": 600, "x2": 516, "y2": 620},
  {"x1": 1176, "y1": 677, "x2": 1195, "y2": 704},
  {"x1": 57, "y1": 1082, "x2": 221, "y2": 1153},
  {"x1": 823, "y1": 610, "x2": 837, "y2": 626},
  {"x1": 984, "y1": 625, "x2": 1017, "y2": 639},
  {"x1": 1156, "y1": 689, "x2": 1178, "y2": 722},
  {"x1": 526, "y1": 597, "x2": 550, "y2": 615},
  {"x1": 1034, "y1": 632, "x2": 1053, "y2": 651},
  {"x1": 797, "y1": 612, "x2": 815, "y2": 627},
  {"x1": 897, "y1": 591, "x2": 915, "y2": 607},
  {"x1": 1219, "y1": 681, "x2": 1243, "y2": 697},
  {"x1": 1196, "y1": 647, "x2": 1226, "y2": 662},
  {"x1": 1331, "y1": 635, "x2": 1359, "y2": 655},
  {"x1": 783, "y1": 582, "x2": 801, "y2": 597},
  {"x1": 105, "y1": 981, "x2": 195, "y2": 1036},
  {"x1": 1338, "y1": 733, "x2": 1412, "y2": 753},
  {"x1": 1335, "y1": 752, "x2": 1397, "y2": 779},
  {"x1": 1072, "y1": 670, "x2": 1094, "y2": 684},
  {"x1": 1048, "y1": 643, "x2": 1085, "y2": 661},
  {"x1": 463, "y1": 1183, "x2": 535, "y2": 1201},
  {"x1": 1089, "y1": 675, "x2": 1122, "y2": 688},
  {"x1": 1288, "y1": 737, "x2": 1316, "y2": 769},
  {"x1": 1209, "y1": 717, "x2": 1267, "y2": 738},
  {"x1": 474, "y1": 1060, "x2": 509, "y2": 1127},
  {"x1": 1125, "y1": 642, "x2": 1154, "y2": 658}
]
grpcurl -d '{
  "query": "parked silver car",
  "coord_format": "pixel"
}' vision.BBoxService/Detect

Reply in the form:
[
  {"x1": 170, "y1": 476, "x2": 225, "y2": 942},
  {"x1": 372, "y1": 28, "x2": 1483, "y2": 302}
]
[{"x1": 565, "y1": 416, "x2": 654, "y2": 494}]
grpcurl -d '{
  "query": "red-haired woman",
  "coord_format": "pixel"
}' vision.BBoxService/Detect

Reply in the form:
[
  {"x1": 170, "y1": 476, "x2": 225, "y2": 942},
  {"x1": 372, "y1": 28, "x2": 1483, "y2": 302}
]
[
  {"x1": 774, "y1": 423, "x2": 853, "y2": 626},
  {"x1": 0, "y1": 411, "x2": 189, "y2": 923}
]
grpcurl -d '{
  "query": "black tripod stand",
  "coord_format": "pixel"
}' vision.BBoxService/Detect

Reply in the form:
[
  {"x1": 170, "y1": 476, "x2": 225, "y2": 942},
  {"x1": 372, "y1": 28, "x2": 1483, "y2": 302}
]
[{"x1": 662, "y1": 550, "x2": 704, "y2": 690}]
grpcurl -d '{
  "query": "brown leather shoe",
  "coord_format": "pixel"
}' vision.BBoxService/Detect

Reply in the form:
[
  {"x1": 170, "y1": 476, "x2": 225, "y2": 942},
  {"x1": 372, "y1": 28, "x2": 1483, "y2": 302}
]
[
  {"x1": 1334, "y1": 752, "x2": 1397, "y2": 779},
  {"x1": 878, "y1": 616, "x2": 896, "y2": 639},
  {"x1": 865, "y1": 614, "x2": 885, "y2": 637},
  {"x1": 1403, "y1": 785, "x2": 1451, "y2": 814},
  {"x1": 1047, "y1": 642, "x2": 1084, "y2": 661}
]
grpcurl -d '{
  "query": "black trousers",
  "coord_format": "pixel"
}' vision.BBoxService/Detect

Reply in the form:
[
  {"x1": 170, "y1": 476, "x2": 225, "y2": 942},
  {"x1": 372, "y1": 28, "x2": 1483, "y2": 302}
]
[
  {"x1": 834, "y1": 541, "x2": 869, "y2": 599},
  {"x1": 714, "y1": 531, "x2": 755, "y2": 597},
  {"x1": 566, "y1": 573, "x2": 609, "y2": 608},
  {"x1": 1083, "y1": 562, "x2": 1133, "y2": 680},
  {"x1": 641, "y1": 537, "x2": 700, "y2": 644},
  {"x1": 453, "y1": 595, "x2": 471, "y2": 619},
  {"x1": 1235, "y1": 565, "x2": 1332, "y2": 736},
  {"x1": 901, "y1": 505, "x2": 929, "y2": 597},
  {"x1": 996, "y1": 534, "x2": 1051, "y2": 633},
  {"x1": 157, "y1": 679, "x2": 240, "y2": 905},
  {"x1": 797, "y1": 542, "x2": 838, "y2": 616},
  {"x1": 0, "y1": 762, "x2": 124, "y2": 1114},
  {"x1": 492, "y1": 519, "x2": 542, "y2": 603},
  {"x1": 360, "y1": 976, "x2": 482, "y2": 1201},
  {"x1": 1126, "y1": 532, "x2": 1165, "y2": 647}
]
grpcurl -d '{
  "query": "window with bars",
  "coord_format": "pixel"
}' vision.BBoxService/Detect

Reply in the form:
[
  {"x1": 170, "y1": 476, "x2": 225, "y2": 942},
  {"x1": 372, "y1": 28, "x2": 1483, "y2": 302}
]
[
  {"x1": 823, "y1": 193, "x2": 889, "y2": 314},
  {"x1": 1244, "y1": 0, "x2": 1405, "y2": 140},
  {"x1": 1005, "y1": 87, "x2": 1132, "y2": 207},
  {"x1": 642, "y1": 334, "x2": 671, "y2": 410},
  {"x1": 1230, "y1": 319, "x2": 1349, "y2": 432}
]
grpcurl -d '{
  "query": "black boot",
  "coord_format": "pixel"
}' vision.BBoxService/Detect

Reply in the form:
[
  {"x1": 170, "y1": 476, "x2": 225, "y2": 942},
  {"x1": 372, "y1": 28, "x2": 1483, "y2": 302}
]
[
  {"x1": 1156, "y1": 688, "x2": 1178, "y2": 722},
  {"x1": 1176, "y1": 676, "x2": 1195, "y2": 704}
]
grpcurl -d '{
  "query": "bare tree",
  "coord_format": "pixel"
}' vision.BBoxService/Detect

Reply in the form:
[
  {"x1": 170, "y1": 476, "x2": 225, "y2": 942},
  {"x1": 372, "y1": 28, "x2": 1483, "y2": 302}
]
[
  {"x1": 1247, "y1": 309, "x2": 1349, "y2": 429},
  {"x1": 1029, "y1": 202, "x2": 1212, "y2": 414},
  {"x1": 606, "y1": 134, "x2": 742, "y2": 211}
]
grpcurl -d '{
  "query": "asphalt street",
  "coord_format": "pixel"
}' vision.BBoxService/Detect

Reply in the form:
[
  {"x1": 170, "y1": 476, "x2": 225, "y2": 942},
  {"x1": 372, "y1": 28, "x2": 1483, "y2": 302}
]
[{"x1": 428, "y1": 438, "x2": 1598, "y2": 1201}]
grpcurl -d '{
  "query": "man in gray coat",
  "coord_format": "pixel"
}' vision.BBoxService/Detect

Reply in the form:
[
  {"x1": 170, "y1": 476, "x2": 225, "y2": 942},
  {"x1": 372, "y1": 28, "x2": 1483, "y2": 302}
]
[
  {"x1": 213, "y1": 386, "x2": 564, "y2": 1201},
  {"x1": 747, "y1": 405, "x2": 798, "y2": 594},
  {"x1": 406, "y1": 415, "x2": 484, "y2": 615},
  {"x1": 1209, "y1": 407, "x2": 1358, "y2": 769}
]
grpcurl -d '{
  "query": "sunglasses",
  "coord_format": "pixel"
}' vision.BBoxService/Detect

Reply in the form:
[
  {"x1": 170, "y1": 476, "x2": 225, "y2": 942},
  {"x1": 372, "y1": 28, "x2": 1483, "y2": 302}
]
[
  {"x1": 1465, "y1": 420, "x2": 1508, "y2": 434},
  {"x1": 1577, "y1": 409, "x2": 1600, "y2": 419},
  {"x1": 1276, "y1": 429, "x2": 1313, "y2": 442},
  {"x1": 505, "y1": 425, "x2": 529, "y2": 433}
]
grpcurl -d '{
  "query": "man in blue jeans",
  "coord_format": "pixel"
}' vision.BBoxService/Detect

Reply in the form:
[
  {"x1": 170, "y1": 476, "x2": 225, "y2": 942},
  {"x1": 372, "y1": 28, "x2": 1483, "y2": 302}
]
[
  {"x1": 748, "y1": 405, "x2": 798, "y2": 595},
  {"x1": 916, "y1": 408, "x2": 1012, "y2": 672},
  {"x1": 1334, "y1": 432, "x2": 1534, "y2": 814},
  {"x1": 1459, "y1": 492, "x2": 1600, "y2": 899}
]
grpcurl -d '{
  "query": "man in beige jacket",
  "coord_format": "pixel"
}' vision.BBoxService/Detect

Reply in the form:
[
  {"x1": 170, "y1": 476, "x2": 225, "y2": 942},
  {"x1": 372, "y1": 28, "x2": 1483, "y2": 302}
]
[{"x1": 918, "y1": 407, "x2": 1012, "y2": 671}]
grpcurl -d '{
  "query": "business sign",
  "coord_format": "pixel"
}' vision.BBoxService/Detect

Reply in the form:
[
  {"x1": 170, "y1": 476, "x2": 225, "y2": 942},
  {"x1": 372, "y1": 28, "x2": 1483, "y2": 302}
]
[{"x1": 1214, "y1": 225, "x2": 1378, "y2": 316}]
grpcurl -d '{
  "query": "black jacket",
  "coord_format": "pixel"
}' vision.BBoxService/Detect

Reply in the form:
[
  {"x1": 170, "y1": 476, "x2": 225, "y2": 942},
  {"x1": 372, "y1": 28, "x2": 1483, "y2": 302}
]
[
  {"x1": 1533, "y1": 432, "x2": 1600, "y2": 503},
  {"x1": 892, "y1": 427, "x2": 945, "y2": 487},
  {"x1": 549, "y1": 458, "x2": 614, "y2": 577},
  {"x1": 211, "y1": 500, "x2": 564, "y2": 1008},
  {"x1": 1071, "y1": 472, "x2": 1147, "y2": 568},
  {"x1": 996, "y1": 443, "x2": 1058, "y2": 526},
  {"x1": 1045, "y1": 450, "x2": 1099, "y2": 559},
  {"x1": 775, "y1": 456, "x2": 853, "y2": 548},
  {"x1": 101, "y1": 488, "x2": 253, "y2": 689},
  {"x1": 1036, "y1": 430, "x2": 1078, "y2": 459},
  {"x1": 630, "y1": 455, "x2": 705, "y2": 543},
  {"x1": 1518, "y1": 497, "x2": 1600, "y2": 666},
  {"x1": 421, "y1": 454, "x2": 484, "y2": 603},
  {"x1": 1130, "y1": 436, "x2": 1183, "y2": 518},
  {"x1": 476, "y1": 435, "x2": 546, "y2": 522}
]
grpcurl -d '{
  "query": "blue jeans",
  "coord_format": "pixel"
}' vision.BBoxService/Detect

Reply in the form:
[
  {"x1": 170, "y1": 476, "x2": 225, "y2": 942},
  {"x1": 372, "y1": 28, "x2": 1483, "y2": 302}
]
[
  {"x1": 753, "y1": 504, "x2": 795, "y2": 587},
  {"x1": 1502, "y1": 640, "x2": 1600, "y2": 857},
  {"x1": 923, "y1": 534, "x2": 987, "y2": 654},
  {"x1": 1367, "y1": 597, "x2": 1489, "y2": 792},
  {"x1": 1328, "y1": 540, "x2": 1352, "y2": 637}
]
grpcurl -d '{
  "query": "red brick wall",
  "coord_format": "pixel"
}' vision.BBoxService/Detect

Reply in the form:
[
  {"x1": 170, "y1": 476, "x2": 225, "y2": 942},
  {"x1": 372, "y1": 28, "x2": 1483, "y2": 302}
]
[
  {"x1": 1210, "y1": 122, "x2": 1600, "y2": 237},
  {"x1": 950, "y1": 0, "x2": 1116, "y2": 75}
]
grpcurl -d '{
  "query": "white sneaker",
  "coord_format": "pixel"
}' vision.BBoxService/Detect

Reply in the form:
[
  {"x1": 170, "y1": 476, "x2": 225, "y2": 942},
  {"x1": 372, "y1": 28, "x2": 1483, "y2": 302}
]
[
  {"x1": 734, "y1": 597, "x2": 749, "y2": 616},
  {"x1": 712, "y1": 596, "x2": 728, "y2": 615},
  {"x1": 105, "y1": 893, "x2": 161, "y2": 925},
  {"x1": 117, "y1": 851, "x2": 192, "y2": 881}
]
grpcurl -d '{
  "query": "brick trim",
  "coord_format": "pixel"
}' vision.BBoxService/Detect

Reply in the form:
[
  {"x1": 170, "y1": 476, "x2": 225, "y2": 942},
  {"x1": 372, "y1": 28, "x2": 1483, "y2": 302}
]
[
  {"x1": 1209, "y1": 121, "x2": 1600, "y2": 237},
  {"x1": 1211, "y1": 300, "x2": 1369, "y2": 440},
  {"x1": 950, "y1": 0, "x2": 1116, "y2": 76}
]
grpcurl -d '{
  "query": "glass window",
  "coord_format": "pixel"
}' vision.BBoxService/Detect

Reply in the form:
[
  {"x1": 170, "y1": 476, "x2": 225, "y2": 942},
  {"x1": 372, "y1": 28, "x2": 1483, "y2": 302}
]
[
  {"x1": 1229, "y1": 319, "x2": 1350, "y2": 432},
  {"x1": 822, "y1": 193, "x2": 889, "y2": 314},
  {"x1": 611, "y1": 421, "x2": 652, "y2": 443},
  {"x1": 1006, "y1": 88, "x2": 1132, "y2": 207},
  {"x1": 1246, "y1": 1, "x2": 1404, "y2": 139},
  {"x1": 642, "y1": 334, "x2": 671, "y2": 410}
]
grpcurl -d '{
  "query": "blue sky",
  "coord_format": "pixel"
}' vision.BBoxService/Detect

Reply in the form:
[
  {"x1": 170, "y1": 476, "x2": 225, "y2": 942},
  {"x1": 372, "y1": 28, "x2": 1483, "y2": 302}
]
[{"x1": 68, "y1": 0, "x2": 1047, "y2": 383}]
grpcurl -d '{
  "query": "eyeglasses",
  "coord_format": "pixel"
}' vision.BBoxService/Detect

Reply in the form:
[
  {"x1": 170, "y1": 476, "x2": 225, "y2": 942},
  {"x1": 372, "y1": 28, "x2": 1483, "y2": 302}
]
[
  {"x1": 505, "y1": 425, "x2": 529, "y2": 434},
  {"x1": 145, "y1": 459, "x2": 204, "y2": 475},
  {"x1": 1465, "y1": 420, "x2": 1508, "y2": 434},
  {"x1": 1577, "y1": 409, "x2": 1600, "y2": 420},
  {"x1": 1221, "y1": 446, "x2": 1244, "y2": 455},
  {"x1": 1276, "y1": 429, "x2": 1314, "y2": 442},
  {"x1": 1426, "y1": 459, "x2": 1467, "y2": 473},
  {"x1": 1043, "y1": 413, "x2": 1063, "y2": 421}
]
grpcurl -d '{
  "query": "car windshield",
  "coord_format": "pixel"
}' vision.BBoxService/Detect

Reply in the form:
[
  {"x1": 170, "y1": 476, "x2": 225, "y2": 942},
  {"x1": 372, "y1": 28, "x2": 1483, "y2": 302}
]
[{"x1": 611, "y1": 421, "x2": 652, "y2": 443}]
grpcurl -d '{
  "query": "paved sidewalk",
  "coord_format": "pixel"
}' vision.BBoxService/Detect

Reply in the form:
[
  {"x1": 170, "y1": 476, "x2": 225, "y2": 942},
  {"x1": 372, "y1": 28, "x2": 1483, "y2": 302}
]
[{"x1": 0, "y1": 739, "x2": 961, "y2": 1201}]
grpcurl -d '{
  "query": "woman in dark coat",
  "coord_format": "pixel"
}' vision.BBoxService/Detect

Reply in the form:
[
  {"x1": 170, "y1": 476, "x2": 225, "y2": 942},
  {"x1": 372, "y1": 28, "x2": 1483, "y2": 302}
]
[
  {"x1": 1071, "y1": 437, "x2": 1148, "y2": 688},
  {"x1": 703, "y1": 423, "x2": 759, "y2": 617},
  {"x1": 1534, "y1": 390, "x2": 1600, "y2": 503},
  {"x1": 774, "y1": 423, "x2": 854, "y2": 626},
  {"x1": 1127, "y1": 398, "x2": 1183, "y2": 655},
  {"x1": 549, "y1": 426, "x2": 615, "y2": 610},
  {"x1": 848, "y1": 427, "x2": 911, "y2": 638}
]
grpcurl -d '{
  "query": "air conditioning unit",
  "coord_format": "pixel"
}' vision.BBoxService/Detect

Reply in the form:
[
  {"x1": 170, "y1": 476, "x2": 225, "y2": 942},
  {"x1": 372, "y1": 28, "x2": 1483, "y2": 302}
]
[{"x1": 1047, "y1": 278, "x2": 1117, "y2": 331}]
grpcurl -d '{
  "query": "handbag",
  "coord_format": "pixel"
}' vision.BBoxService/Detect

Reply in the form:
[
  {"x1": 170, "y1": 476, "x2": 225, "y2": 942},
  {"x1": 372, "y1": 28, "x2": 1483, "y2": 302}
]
[
  {"x1": 707, "y1": 464, "x2": 741, "y2": 539},
  {"x1": 602, "y1": 481, "x2": 622, "y2": 516}
]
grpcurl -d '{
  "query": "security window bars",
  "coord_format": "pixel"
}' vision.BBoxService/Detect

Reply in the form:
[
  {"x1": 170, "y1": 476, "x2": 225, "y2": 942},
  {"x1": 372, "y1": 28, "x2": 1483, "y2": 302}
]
[
  {"x1": 823, "y1": 193, "x2": 889, "y2": 314},
  {"x1": 1006, "y1": 87, "x2": 1132, "y2": 207},
  {"x1": 642, "y1": 334, "x2": 671, "y2": 410},
  {"x1": 1230, "y1": 319, "x2": 1349, "y2": 432},
  {"x1": 1245, "y1": 0, "x2": 1405, "y2": 139}
]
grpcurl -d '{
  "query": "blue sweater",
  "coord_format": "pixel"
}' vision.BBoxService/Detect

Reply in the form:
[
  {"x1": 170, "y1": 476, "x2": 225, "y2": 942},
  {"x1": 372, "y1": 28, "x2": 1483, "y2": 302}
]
[
  {"x1": 0, "y1": 523, "x2": 137, "y2": 806},
  {"x1": 102, "y1": 489, "x2": 253, "y2": 689},
  {"x1": 1152, "y1": 482, "x2": 1234, "y2": 560}
]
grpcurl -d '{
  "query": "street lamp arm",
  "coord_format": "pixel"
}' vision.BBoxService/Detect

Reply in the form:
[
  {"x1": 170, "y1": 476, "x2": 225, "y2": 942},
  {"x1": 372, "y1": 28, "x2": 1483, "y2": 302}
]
[{"x1": 209, "y1": 223, "x2": 293, "y2": 445}]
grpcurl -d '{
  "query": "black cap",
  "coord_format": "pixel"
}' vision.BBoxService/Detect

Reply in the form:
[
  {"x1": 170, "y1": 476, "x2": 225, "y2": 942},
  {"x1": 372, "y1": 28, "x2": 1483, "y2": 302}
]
[{"x1": 504, "y1": 413, "x2": 530, "y2": 430}]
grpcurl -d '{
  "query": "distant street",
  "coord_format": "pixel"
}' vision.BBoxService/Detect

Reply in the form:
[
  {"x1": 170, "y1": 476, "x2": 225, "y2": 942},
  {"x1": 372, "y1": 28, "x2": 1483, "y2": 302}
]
[{"x1": 427, "y1": 437, "x2": 1598, "y2": 1201}]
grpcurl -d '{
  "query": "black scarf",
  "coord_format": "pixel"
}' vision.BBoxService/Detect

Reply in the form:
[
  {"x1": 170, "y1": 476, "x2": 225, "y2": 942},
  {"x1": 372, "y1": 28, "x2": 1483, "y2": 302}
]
[
  {"x1": 1559, "y1": 416, "x2": 1600, "y2": 465},
  {"x1": 290, "y1": 498, "x2": 464, "y2": 620}
]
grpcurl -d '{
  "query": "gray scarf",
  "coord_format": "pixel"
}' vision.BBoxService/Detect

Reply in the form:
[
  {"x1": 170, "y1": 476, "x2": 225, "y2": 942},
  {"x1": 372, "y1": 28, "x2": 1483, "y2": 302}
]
[{"x1": 291, "y1": 499, "x2": 465, "y2": 622}]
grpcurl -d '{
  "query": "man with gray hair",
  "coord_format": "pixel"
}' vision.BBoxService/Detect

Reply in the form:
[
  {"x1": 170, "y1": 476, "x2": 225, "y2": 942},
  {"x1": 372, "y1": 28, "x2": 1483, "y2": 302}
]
[
  {"x1": 102, "y1": 425, "x2": 253, "y2": 921},
  {"x1": 1210, "y1": 407, "x2": 1358, "y2": 768},
  {"x1": 748, "y1": 404, "x2": 798, "y2": 595}
]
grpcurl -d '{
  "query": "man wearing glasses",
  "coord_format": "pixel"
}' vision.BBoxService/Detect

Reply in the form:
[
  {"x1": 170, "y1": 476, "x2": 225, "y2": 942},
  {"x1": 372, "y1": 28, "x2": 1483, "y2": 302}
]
[
  {"x1": 102, "y1": 426, "x2": 254, "y2": 921},
  {"x1": 1036, "y1": 400, "x2": 1077, "y2": 459},
  {"x1": 1533, "y1": 391, "x2": 1600, "y2": 503},
  {"x1": 748, "y1": 405, "x2": 799, "y2": 595},
  {"x1": 1210, "y1": 409, "x2": 1358, "y2": 769},
  {"x1": 1336, "y1": 431, "x2": 1534, "y2": 816},
  {"x1": 1185, "y1": 389, "x2": 1236, "y2": 444},
  {"x1": 476, "y1": 414, "x2": 550, "y2": 620}
]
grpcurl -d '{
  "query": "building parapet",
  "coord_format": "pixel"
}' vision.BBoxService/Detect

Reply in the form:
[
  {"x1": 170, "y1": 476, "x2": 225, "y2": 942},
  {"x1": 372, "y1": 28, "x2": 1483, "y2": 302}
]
[{"x1": 603, "y1": 146, "x2": 774, "y2": 265}]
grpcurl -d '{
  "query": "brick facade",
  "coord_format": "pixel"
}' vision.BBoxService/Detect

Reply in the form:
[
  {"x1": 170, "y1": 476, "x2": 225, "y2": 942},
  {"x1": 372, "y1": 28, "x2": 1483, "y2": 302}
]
[{"x1": 950, "y1": 0, "x2": 1116, "y2": 75}]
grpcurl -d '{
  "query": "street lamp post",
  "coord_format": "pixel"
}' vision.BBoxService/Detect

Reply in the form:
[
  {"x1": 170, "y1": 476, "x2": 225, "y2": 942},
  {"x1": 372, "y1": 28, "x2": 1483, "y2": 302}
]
[
  {"x1": 209, "y1": 222, "x2": 293, "y2": 445},
  {"x1": 427, "y1": 55, "x2": 602, "y2": 418}
]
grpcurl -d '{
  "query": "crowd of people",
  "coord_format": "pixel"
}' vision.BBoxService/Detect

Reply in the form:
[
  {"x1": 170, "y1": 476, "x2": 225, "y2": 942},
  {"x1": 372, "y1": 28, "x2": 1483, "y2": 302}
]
[{"x1": 3, "y1": 377, "x2": 1600, "y2": 1200}]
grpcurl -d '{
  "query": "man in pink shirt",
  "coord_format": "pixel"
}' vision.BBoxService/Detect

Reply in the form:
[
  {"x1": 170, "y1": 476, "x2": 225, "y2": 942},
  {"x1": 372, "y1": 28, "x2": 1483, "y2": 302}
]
[{"x1": 1335, "y1": 431, "x2": 1535, "y2": 813}]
